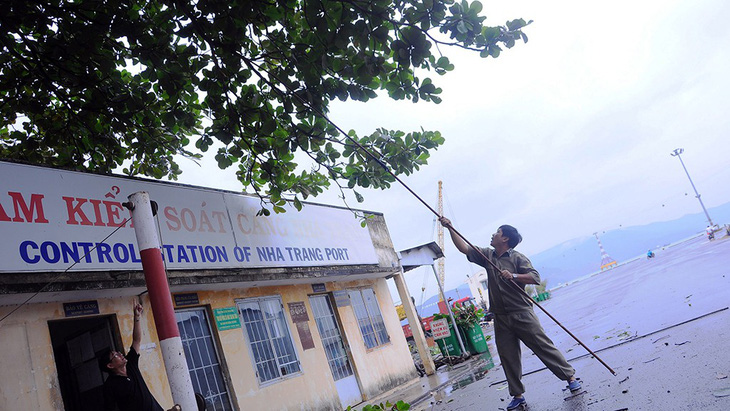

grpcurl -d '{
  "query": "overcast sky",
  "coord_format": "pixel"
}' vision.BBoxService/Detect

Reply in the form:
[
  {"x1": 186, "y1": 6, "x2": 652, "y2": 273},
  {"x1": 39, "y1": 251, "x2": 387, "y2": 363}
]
[{"x1": 177, "y1": 0, "x2": 730, "y2": 304}]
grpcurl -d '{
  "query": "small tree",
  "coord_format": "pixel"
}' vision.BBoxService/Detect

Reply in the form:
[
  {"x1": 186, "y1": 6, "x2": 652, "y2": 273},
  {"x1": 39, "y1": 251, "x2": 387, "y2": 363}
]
[{"x1": 451, "y1": 302, "x2": 484, "y2": 328}]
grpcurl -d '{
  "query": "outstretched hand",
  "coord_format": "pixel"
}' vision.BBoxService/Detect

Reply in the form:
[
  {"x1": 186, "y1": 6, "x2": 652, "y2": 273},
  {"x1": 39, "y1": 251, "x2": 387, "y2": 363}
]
[
  {"x1": 131, "y1": 300, "x2": 144, "y2": 351},
  {"x1": 439, "y1": 216, "x2": 452, "y2": 228},
  {"x1": 133, "y1": 301, "x2": 143, "y2": 318}
]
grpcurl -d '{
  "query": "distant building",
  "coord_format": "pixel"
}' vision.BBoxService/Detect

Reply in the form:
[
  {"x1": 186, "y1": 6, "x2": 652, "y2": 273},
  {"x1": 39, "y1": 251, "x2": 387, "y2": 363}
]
[
  {"x1": 0, "y1": 161, "x2": 416, "y2": 411},
  {"x1": 465, "y1": 269, "x2": 488, "y2": 309}
]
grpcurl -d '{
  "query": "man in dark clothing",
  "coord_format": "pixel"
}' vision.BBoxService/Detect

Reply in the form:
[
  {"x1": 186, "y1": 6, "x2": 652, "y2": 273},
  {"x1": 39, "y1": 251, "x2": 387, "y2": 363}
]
[
  {"x1": 439, "y1": 218, "x2": 582, "y2": 410},
  {"x1": 100, "y1": 301, "x2": 166, "y2": 411}
]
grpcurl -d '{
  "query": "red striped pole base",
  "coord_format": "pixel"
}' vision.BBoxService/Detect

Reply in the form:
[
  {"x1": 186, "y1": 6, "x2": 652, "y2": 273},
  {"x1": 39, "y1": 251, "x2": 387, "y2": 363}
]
[{"x1": 128, "y1": 191, "x2": 196, "y2": 411}]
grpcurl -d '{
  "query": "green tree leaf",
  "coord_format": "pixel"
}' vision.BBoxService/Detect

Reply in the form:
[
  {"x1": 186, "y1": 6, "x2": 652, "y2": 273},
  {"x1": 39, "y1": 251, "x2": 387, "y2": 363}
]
[{"x1": 1, "y1": 0, "x2": 529, "y2": 211}]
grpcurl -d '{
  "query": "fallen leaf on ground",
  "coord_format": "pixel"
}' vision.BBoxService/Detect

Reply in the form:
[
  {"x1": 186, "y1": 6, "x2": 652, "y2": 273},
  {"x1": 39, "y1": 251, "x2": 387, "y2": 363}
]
[
  {"x1": 652, "y1": 335, "x2": 670, "y2": 344},
  {"x1": 563, "y1": 391, "x2": 587, "y2": 401},
  {"x1": 713, "y1": 387, "x2": 730, "y2": 397}
]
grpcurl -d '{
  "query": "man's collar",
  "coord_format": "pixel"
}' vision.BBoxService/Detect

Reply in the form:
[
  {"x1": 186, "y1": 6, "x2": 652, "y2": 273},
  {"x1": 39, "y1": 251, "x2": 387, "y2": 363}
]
[
  {"x1": 110, "y1": 364, "x2": 127, "y2": 377},
  {"x1": 492, "y1": 248, "x2": 513, "y2": 258}
]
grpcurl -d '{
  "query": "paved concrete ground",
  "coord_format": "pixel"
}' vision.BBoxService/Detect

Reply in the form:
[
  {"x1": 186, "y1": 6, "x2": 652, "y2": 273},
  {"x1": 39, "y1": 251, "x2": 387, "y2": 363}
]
[{"x1": 368, "y1": 232, "x2": 730, "y2": 410}]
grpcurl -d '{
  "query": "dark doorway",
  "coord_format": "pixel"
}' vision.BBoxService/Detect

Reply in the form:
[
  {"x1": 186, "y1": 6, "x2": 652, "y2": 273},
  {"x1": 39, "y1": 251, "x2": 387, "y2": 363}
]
[{"x1": 49, "y1": 315, "x2": 120, "y2": 411}]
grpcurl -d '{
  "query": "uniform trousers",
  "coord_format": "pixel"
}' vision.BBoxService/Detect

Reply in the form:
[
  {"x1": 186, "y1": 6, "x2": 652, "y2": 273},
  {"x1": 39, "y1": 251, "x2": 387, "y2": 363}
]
[{"x1": 494, "y1": 309, "x2": 575, "y2": 396}]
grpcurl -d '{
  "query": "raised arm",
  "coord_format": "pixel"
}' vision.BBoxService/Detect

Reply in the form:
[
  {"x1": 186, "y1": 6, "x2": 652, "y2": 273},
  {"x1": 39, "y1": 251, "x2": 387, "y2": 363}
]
[
  {"x1": 132, "y1": 301, "x2": 143, "y2": 352},
  {"x1": 439, "y1": 217, "x2": 473, "y2": 255}
]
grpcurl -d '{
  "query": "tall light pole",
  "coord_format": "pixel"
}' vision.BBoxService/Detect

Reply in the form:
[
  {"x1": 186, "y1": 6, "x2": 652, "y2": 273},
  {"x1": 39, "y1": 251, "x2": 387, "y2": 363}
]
[{"x1": 670, "y1": 148, "x2": 714, "y2": 226}]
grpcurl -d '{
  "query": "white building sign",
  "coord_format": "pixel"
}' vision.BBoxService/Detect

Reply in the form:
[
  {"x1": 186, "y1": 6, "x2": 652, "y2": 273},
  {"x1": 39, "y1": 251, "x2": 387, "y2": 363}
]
[
  {"x1": 430, "y1": 318, "x2": 451, "y2": 340},
  {"x1": 0, "y1": 161, "x2": 379, "y2": 272}
]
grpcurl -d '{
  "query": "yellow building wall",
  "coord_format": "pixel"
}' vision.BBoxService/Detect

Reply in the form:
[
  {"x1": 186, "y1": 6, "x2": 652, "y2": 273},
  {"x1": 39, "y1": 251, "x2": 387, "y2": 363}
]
[
  {"x1": 0, "y1": 277, "x2": 416, "y2": 411},
  {"x1": 332, "y1": 278, "x2": 417, "y2": 400},
  {"x1": 197, "y1": 277, "x2": 415, "y2": 409},
  {"x1": 200, "y1": 284, "x2": 342, "y2": 410},
  {"x1": 0, "y1": 297, "x2": 175, "y2": 411}
]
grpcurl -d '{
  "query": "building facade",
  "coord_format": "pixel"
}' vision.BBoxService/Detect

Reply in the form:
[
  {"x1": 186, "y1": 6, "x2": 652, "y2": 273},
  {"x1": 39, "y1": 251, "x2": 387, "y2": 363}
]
[
  {"x1": 0, "y1": 161, "x2": 416, "y2": 410},
  {"x1": 465, "y1": 269, "x2": 488, "y2": 309}
]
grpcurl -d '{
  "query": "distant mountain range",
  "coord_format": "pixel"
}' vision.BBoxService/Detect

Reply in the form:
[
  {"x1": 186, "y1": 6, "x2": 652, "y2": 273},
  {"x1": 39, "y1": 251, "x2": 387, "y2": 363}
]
[
  {"x1": 412, "y1": 202, "x2": 730, "y2": 317},
  {"x1": 530, "y1": 202, "x2": 730, "y2": 287}
]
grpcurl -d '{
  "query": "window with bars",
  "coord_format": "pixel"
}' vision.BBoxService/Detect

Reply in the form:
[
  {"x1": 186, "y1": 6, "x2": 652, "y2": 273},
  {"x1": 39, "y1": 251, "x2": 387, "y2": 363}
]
[
  {"x1": 175, "y1": 309, "x2": 233, "y2": 411},
  {"x1": 237, "y1": 297, "x2": 301, "y2": 384},
  {"x1": 349, "y1": 288, "x2": 390, "y2": 349}
]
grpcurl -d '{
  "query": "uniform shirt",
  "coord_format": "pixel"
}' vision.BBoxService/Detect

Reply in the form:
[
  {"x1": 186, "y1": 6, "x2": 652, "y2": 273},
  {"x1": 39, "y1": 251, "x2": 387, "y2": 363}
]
[
  {"x1": 103, "y1": 347, "x2": 164, "y2": 411},
  {"x1": 467, "y1": 247, "x2": 540, "y2": 314}
]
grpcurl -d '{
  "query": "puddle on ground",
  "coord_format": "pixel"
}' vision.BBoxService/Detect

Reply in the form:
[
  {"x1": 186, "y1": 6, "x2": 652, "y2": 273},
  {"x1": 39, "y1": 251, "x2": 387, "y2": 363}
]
[{"x1": 440, "y1": 353, "x2": 495, "y2": 396}]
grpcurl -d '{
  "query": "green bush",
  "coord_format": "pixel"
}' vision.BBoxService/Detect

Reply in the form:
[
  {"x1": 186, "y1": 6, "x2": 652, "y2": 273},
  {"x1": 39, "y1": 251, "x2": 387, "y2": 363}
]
[
  {"x1": 346, "y1": 400, "x2": 410, "y2": 411},
  {"x1": 451, "y1": 303, "x2": 485, "y2": 328}
]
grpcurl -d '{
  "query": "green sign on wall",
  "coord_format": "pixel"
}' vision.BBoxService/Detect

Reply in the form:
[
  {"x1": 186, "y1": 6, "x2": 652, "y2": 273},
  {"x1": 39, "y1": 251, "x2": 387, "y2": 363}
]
[{"x1": 214, "y1": 307, "x2": 241, "y2": 331}]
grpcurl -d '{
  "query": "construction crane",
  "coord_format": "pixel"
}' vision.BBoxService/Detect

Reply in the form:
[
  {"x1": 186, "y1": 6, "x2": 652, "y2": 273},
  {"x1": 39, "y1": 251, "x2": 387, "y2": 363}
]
[{"x1": 437, "y1": 181, "x2": 446, "y2": 302}]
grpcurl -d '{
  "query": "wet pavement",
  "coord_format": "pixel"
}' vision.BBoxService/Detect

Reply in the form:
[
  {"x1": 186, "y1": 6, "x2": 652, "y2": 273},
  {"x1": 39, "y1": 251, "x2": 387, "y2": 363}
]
[{"x1": 368, "y1": 232, "x2": 730, "y2": 410}]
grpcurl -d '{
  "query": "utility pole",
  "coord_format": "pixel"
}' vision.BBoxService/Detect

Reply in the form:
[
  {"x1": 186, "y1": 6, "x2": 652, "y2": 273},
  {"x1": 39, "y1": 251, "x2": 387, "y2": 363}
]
[
  {"x1": 124, "y1": 192, "x2": 197, "y2": 411},
  {"x1": 670, "y1": 148, "x2": 714, "y2": 226},
  {"x1": 436, "y1": 181, "x2": 446, "y2": 303},
  {"x1": 431, "y1": 265, "x2": 468, "y2": 357}
]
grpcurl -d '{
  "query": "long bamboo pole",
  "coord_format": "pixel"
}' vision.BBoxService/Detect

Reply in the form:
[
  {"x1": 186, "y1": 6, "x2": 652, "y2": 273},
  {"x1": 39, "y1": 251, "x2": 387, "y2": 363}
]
[{"x1": 250, "y1": 59, "x2": 616, "y2": 376}]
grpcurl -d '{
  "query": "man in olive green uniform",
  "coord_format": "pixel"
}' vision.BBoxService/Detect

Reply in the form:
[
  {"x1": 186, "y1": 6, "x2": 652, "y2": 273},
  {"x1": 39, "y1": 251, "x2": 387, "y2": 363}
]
[{"x1": 439, "y1": 218, "x2": 581, "y2": 410}]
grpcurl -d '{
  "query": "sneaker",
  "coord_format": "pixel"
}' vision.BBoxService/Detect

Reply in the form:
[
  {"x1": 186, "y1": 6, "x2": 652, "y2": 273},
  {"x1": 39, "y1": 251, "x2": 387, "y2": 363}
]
[
  {"x1": 507, "y1": 396, "x2": 526, "y2": 410},
  {"x1": 567, "y1": 379, "x2": 582, "y2": 392}
]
